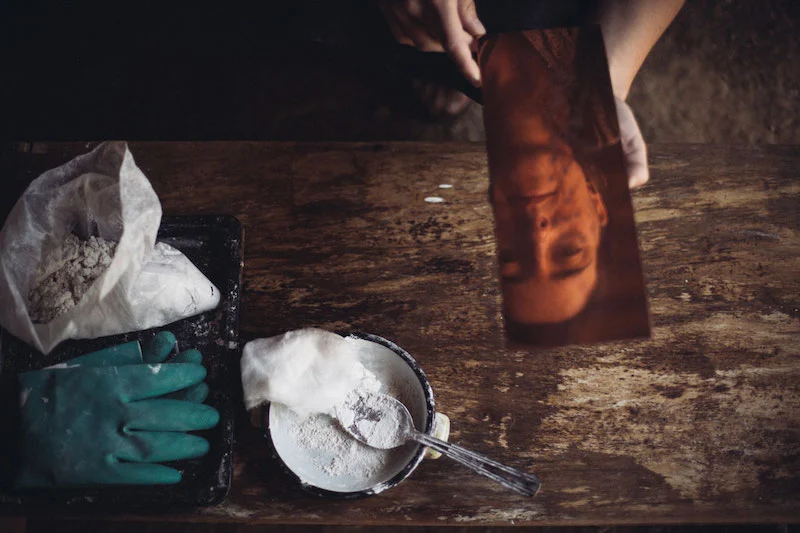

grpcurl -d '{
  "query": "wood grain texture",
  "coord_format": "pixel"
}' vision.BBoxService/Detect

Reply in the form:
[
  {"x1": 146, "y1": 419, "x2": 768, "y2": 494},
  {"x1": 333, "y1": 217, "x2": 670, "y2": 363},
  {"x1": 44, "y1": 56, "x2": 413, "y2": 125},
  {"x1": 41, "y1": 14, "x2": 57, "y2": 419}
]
[{"x1": 1, "y1": 142, "x2": 798, "y2": 525}]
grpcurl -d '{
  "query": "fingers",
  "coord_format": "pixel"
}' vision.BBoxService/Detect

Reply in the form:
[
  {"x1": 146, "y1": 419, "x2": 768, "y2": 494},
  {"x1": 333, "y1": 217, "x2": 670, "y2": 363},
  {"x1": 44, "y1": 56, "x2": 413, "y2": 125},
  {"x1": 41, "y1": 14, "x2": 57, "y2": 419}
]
[
  {"x1": 181, "y1": 382, "x2": 210, "y2": 403},
  {"x1": 434, "y1": 85, "x2": 449, "y2": 113},
  {"x1": 124, "y1": 399, "x2": 220, "y2": 432},
  {"x1": 382, "y1": 9, "x2": 412, "y2": 44},
  {"x1": 165, "y1": 382, "x2": 210, "y2": 403},
  {"x1": 142, "y1": 331, "x2": 177, "y2": 364},
  {"x1": 59, "y1": 340, "x2": 142, "y2": 368},
  {"x1": 165, "y1": 348, "x2": 208, "y2": 402},
  {"x1": 380, "y1": 2, "x2": 443, "y2": 51},
  {"x1": 116, "y1": 431, "x2": 210, "y2": 463},
  {"x1": 169, "y1": 348, "x2": 203, "y2": 365},
  {"x1": 445, "y1": 90, "x2": 471, "y2": 115},
  {"x1": 377, "y1": 1, "x2": 412, "y2": 44},
  {"x1": 458, "y1": 0, "x2": 486, "y2": 37},
  {"x1": 615, "y1": 97, "x2": 650, "y2": 189},
  {"x1": 413, "y1": 80, "x2": 471, "y2": 116},
  {"x1": 122, "y1": 363, "x2": 207, "y2": 401},
  {"x1": 379, "y1": 0, "x2": 485, "y2": 85},
  {"x1": 400, "y1": 13, "x2": 444, "y2": 51},
  {"x1": 435, "y1": 0, "x2": 481, "y2": 85},
  {"x1": 109, "y1": 462, "x2": 182, "y2": 485},
  {"x1": 626, "y1": 139, "x2": 649, "y2": 189}
]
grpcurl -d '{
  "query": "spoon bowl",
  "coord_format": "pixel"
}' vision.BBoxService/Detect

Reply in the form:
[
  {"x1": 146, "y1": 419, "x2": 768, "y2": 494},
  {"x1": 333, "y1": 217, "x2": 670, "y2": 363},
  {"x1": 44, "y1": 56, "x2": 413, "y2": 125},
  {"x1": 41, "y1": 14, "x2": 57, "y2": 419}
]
[{"x1": 336, "y1": 388, "x2": 415, "y2": 449}]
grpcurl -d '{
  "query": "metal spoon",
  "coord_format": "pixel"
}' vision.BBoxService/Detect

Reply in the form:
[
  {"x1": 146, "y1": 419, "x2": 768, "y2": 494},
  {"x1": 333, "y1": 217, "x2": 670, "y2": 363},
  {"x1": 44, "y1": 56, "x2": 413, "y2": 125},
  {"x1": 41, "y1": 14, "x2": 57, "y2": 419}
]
[{"x1": 335, "y1": 390, "x2": 541, "y2": 497}]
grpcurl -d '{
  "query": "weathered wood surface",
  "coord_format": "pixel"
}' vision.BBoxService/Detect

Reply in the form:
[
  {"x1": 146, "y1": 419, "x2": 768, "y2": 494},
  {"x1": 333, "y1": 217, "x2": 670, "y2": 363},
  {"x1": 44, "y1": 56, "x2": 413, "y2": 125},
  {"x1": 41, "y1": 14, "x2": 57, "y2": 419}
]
[{"x1": 1, "y1": 142, "x2": 799, "y2": 525}]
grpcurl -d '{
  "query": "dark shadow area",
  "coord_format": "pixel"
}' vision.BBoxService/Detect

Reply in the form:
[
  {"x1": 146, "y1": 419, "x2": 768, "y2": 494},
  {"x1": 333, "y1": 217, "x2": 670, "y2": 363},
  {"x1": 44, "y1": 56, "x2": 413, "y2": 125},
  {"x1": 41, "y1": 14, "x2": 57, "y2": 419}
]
[{"x1": 1, "y1": 1, "x2": 797, "y2": 143}]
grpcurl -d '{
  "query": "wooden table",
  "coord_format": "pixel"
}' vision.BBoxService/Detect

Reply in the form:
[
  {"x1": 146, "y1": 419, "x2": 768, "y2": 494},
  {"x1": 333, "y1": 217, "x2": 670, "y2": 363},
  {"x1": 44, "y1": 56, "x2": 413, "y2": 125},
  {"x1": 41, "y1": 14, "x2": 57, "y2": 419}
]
[{"x1": 1, "y1": 142, "x2": 798, "y2": 526}]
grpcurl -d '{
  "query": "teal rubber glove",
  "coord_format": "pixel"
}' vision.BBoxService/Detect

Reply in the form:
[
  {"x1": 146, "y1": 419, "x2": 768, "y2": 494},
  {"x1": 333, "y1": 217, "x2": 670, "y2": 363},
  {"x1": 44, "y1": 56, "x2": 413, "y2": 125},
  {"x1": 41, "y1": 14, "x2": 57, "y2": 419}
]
[
  {"x1": 48, "y1": 340, "x2": 144, "y2": 368},
  {"x1": 42, "y1": 332, "x2": 210, "y2": 403},
  {"x1": 141, "y1": 331, "x2": 210, "y2": 403},
  {"x1": 16, "y1": 336, "x2": 219, "y2": 488}
]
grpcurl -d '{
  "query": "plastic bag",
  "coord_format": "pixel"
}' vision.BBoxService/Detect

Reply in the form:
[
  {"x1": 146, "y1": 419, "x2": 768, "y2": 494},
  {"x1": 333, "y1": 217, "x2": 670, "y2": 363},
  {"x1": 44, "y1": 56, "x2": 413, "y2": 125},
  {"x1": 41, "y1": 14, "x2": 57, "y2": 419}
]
[{"x1": 0, "y1": 141, "x2": 220, "y2": 354}]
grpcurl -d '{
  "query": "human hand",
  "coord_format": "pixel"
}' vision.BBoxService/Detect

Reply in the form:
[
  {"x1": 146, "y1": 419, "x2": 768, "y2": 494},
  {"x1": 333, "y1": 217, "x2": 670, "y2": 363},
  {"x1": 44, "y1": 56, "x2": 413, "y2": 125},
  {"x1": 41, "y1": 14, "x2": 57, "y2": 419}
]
[
  {"x1": 615, "y1": 96, "x2": 649, "y2": 189},
  {"x1": 377, "y1": 0, "x2": 486, "y2": 86}
]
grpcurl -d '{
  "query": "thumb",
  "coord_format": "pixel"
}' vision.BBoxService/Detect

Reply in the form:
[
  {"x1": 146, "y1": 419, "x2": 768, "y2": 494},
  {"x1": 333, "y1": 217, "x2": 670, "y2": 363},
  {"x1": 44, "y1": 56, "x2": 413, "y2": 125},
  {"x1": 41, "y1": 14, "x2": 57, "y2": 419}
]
[
  {"x1": 615, "y1": 97, "x2": 649, "y2": 189},
  {"x1": 459, "y1": 0, "x2": 486, "y2": 37}
]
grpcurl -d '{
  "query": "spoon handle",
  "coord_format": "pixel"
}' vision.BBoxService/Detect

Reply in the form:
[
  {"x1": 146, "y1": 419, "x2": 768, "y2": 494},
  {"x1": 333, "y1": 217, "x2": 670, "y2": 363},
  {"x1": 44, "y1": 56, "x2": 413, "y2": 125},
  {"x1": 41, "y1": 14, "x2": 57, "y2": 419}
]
[{"x1": 412, "y1": 431, "x2": 541, "y2": 497}]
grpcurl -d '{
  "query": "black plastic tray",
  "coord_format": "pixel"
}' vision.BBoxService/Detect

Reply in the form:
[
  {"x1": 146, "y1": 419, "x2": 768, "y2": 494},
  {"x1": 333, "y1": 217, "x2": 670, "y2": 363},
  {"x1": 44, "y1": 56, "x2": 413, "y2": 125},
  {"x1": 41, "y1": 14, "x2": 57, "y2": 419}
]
[{"x1": 0, "y1": 215, "x2": 243, "y2": 511}]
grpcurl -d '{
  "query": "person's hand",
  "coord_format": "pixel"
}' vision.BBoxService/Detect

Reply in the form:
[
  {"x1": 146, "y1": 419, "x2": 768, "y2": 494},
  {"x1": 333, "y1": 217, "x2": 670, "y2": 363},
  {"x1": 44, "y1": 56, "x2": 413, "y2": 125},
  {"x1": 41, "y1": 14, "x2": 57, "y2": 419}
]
[
  {"x1": 615, "y1": 96, "x2": 649, "y2": 189},
  {"x1": 411, "y1": 79, "x2": 472, "y2": 116},
  {"x1": 377, "y1": 0, "x2": 486, "y2": 86}
]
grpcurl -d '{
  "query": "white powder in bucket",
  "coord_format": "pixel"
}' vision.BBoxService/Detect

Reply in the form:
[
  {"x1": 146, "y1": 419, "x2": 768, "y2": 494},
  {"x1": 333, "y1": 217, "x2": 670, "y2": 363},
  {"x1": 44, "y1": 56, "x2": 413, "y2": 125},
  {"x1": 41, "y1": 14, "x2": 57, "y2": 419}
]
[
  {"x1": 284, "y1": 412, "x2": 394, "y2": 478},
  {"x1": 278, "y1": 378, "x2": 416, "y2": 481},
  {"x1": 243, "y1": 329, "x2": 390, "y2": 477},
  {"x1": 259, "y1": 332, "x2": 427, "y2": 491}
]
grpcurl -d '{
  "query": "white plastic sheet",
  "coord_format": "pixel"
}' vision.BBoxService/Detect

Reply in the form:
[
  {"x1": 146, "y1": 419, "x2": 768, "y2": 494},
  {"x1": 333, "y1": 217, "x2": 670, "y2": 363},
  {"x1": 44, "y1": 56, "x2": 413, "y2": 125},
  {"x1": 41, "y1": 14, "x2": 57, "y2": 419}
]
[{"x1": 0, "y1": 142, "x2": 220, "y2": 354}]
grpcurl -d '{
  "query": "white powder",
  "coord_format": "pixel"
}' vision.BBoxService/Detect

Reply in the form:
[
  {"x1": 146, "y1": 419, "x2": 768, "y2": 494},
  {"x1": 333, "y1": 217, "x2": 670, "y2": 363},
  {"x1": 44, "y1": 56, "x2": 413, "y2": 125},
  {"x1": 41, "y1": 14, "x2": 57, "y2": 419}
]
[
  {"x1": 284, "y1": 412, "x2": 397, "y2": 479},
  {"x1": 337, "y1": 390, "x2": 407, "y2": 449},
  {"x1": 260, "y1": 333, "x2": 426, "y2": 490},
  {"x1": 28, "y1": 234, "x2": 116, "y2": 324},
  {"x1": 279, "y1": 384, "x2": 415, "y2": 479}
]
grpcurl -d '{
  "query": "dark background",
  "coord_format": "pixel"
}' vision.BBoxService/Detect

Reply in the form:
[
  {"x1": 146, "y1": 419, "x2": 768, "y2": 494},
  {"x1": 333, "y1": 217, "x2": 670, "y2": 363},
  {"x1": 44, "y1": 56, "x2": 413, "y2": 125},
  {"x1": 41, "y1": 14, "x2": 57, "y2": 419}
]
[
  {"x1": 1, "y1": 1, "x2": 798, "y2": 144},
  {"x1": 1, "y1": 1, "x2": 798, "y2": 531}
]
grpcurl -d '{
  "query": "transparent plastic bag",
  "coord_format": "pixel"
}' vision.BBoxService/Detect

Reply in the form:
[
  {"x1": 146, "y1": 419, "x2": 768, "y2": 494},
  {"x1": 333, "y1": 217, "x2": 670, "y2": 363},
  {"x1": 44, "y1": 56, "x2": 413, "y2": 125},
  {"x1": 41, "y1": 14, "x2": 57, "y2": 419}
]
[{"x1": 0, "y1": 142, "x2": 220, "y2": 354}]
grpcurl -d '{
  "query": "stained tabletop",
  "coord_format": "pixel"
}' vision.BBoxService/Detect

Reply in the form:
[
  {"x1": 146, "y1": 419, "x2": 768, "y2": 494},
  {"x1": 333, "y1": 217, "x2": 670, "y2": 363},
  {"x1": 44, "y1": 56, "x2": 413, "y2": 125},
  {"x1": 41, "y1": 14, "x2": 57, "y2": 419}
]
[{"x1": 1, "y1": 142, "x2": 798, "y2": 525}]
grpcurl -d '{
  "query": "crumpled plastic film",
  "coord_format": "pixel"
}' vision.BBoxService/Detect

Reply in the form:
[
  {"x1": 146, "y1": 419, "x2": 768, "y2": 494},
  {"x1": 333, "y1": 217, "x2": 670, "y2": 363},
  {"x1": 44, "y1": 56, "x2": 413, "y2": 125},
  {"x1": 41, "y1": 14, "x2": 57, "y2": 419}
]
[{"x1": 0, "y1": 141, "x2": 220, "y2": 354}]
